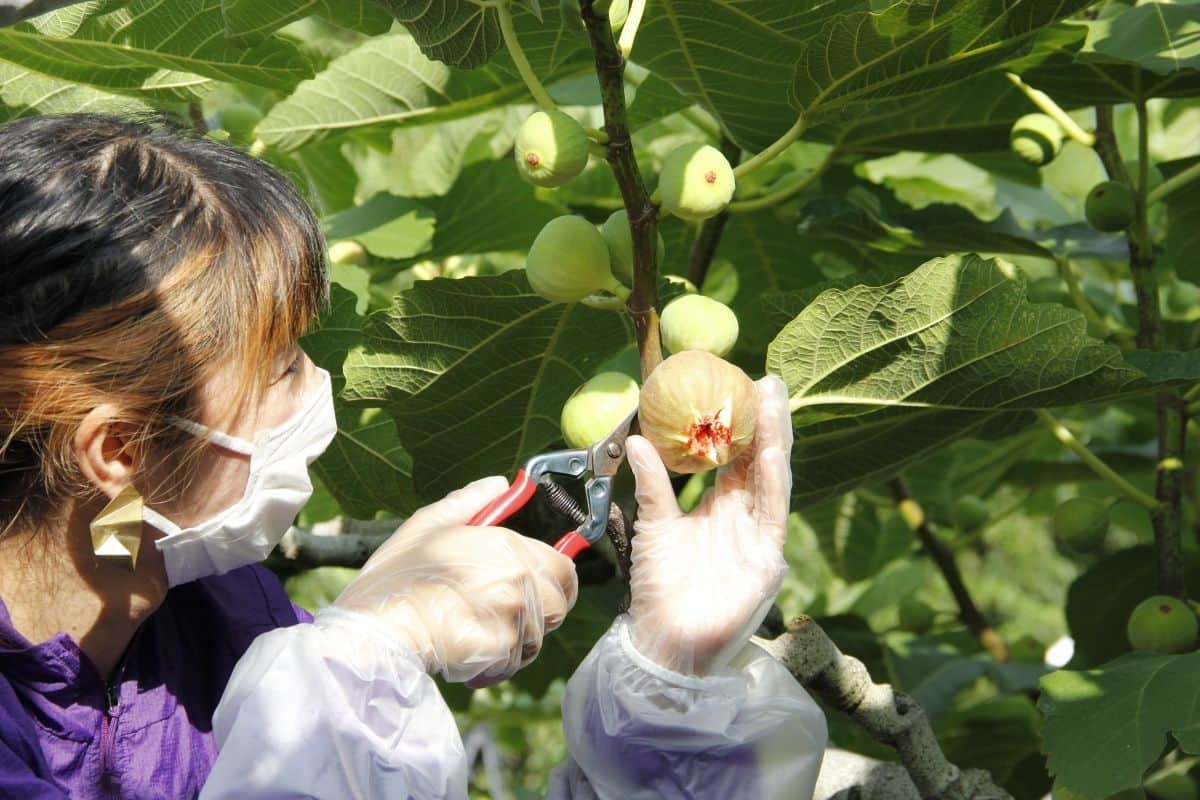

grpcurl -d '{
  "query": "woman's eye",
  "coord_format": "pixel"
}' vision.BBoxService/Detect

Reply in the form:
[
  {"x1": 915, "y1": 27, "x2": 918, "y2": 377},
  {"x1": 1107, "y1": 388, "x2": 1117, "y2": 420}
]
[{"x1": 284, "y1": 355, "x2": 302, "y2": 376}]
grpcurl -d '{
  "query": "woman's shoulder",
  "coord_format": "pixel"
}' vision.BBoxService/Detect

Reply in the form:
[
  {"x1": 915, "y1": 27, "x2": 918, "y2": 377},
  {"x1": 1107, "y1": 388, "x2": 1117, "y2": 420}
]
[{"x1": 150, "y1": 565, "x2": 312, "y2": 670}]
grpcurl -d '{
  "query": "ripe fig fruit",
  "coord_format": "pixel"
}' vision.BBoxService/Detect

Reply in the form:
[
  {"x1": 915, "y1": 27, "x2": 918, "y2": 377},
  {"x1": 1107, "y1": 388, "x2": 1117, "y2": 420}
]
[
  {"x1": 638, "y1": 350, "x2": 757, "y2": 474},
  {"x1": 658, "y1": 143, "x2": 736, "y2": 222},
  {"x1": 1085, "y1": 180, "x2": 1136, "y2": 232},
  {"x1": 600, "y1": 209, "x2": 666, "y2": 286},
  {"x1": 515, "y1": 110, "x2": 590, "y2": 188},
  {"x1": 1053, "y1": 497, "x2": 1109, "y2": 553},
  {"x1": 898, "y1": 596, "x2": 936, "y2": 634},
  {"x1": 951, "y1": 494, "x2": 989, "y2": 532},
  {"x1": 1009, "y1": 113, "x2": 1063, "y2": 167},
  {"x1": 327, "y1": 240, "x2": 368, "y2": 267},
  {"x1": 660, "y1": 294, "x2": 739, "y2": 358},
  {"x1": 525, "y1": 215, "x2": 622, "y2": 303},
  {"x1": 219, "y1": 102, "x2": 264, "y2": 143},
  {"x1": 1127, "y1": 595, "x2": 1198, "y2": 654},
  {"x1": 560, "y1": 372, "x2": 640, "y2": 449}
]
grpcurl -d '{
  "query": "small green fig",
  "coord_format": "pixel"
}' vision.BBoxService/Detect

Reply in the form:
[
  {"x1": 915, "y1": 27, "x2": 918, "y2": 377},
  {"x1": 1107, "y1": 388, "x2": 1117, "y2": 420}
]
[
  {"x1": 608, "y1": 0, "x2": 630, "y2": 30},
  {"x1": 1085, "y1": 180, "x2": 1136, "y2": 232},
  {"x1": 600, "y1": 209, "x2": 667, "y2": 287},
  {"x1": 638, "y1": 350, "x2": 757, "y2": 474},
  {"x1": 1009, "y1": 113, "x2": 1064, "y2": 167},
  {"x1": 658, "y1": 143, "x2": 736, "y2": 222},
  {"x1": 327, "y1": 240, "x2": 368, "y2": 267},
  {"x1": 525, "y1": 216, "x2": 621, "y2": 303},
  {"x1": 219, "y1": 102, "x2": 264, "y2": 143},
  {"x1": 1127, "y1": 595, "x2": 1198, "y2": 654},
  {"x1": 659, "y1": 294, "x2": 739, "y2": 358},
  {"x1": 898, "y1": 597, "x2": 936, "y2": 634},
  {"x1": 560, "y1": 372, "x2": 640, "y2": 449},
  {"x1": 1167, "y1": 279, "x2": 1200, "y2": 316},
  {"x1": 514, "y1": 110, "x2": 590, "y2": 188},
  {"x1": 952, "y1": 495, "x2": 989, "y2": 532},
  {"x1": 1053, "y1": 497, "x2": 1109, "y2": 553}
]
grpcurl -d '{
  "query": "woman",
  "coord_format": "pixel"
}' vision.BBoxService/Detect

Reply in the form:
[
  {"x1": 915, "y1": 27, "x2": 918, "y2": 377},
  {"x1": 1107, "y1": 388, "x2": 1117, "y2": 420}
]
[{"x1": 0, "y1": 113, "x2": 826, "y2": 799}]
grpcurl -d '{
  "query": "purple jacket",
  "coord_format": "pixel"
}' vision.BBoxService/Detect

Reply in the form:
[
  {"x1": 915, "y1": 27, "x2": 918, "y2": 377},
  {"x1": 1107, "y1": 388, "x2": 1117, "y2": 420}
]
[{"x1": 0, "y1": 565, "x2": 310, "y2": 800}]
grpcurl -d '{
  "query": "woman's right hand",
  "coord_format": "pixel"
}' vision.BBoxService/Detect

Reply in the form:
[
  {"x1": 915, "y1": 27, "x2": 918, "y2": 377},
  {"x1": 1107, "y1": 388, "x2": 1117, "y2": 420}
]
[{"x1": 331, "y1": 477, "x2": 579, "y2": 688}]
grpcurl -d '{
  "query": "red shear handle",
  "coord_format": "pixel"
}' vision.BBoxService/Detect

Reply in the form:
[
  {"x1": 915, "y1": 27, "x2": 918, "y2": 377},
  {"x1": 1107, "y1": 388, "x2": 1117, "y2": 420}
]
[
  {"x1": 468, "y1": 469, "x2": 537, "y2": 527},
  {"x1": 553, "y1": 531, "x2": 591, "y2": 560}
]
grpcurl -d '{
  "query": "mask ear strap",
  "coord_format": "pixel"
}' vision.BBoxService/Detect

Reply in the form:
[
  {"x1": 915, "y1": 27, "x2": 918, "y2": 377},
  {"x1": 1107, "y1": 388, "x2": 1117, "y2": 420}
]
[{"x1": 167, "y1": 416, "x2": 256, "y2": 457}]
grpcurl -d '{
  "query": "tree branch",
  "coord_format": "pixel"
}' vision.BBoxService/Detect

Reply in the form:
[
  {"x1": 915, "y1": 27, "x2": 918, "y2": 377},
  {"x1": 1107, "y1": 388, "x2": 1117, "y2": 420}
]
[
  {"x1": 580, "y1": 0, "x2": 661, "y2": 380},
  {"x1": 1095, "y1": 103, "x2": 1188, "y2": 599},
  {"x1": 889, "y1": 479, "x2": 1007, "y2": 662},
  {"x1": 756, "y1": 616, "x2": 1014, "y2": 800}
]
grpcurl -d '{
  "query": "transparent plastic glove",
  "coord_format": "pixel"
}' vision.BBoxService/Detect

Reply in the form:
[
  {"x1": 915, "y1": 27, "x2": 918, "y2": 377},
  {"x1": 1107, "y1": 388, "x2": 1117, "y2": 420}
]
[
  {"x1": 332, "y1": 476, "x2": 579, "y2": 687},
  {"x1": 625, "y1": 375, "x2": 792, "y2": 675}
]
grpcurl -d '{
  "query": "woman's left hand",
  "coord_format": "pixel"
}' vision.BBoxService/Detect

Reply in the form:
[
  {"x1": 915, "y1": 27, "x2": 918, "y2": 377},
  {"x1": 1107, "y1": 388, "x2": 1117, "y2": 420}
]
[{"x1": 623, "y1": 375, "x2": 794, "y2": 676}]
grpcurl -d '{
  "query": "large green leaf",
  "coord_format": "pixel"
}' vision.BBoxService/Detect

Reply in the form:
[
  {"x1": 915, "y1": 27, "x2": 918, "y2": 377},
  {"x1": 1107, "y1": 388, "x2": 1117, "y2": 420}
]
[
  {"x1": 375, "y1": 0, "x2": 500, "y2": 69},
  {"x1": 791, "y1": 0, "x2": 1091, "y2": 128},
  {"x1": 0, "y1": 0, "x2": 93, "y2": 28},
  {"x1": 803, "y1": 493, "x2": 912, "y2": 583},
  {"x1": 768, "y1": 254, "x2": 1156, "y2": 424},
  {"x1": 0, "y1": 60, "x2": 149, "y2": 120},
  {"x1": 1017, "y1": 11, "x2": 1200, "y2": 107},
  {"x1": 322, "y1": 193, "x2": 436, "y2": 260},
  {"x1": 1040, "y1": 650, "x2": 1200, "y2": 798},
  {"x1": 221, "y1": 0, "x2": 393, "y2": 44},
  {"x1": 1162, "y1": 157, "x2": 1200, "y2": 283},
  {"x1": 303, "y1": 285, "x2": 421, "y2": 518},
  {"x1": 342, "y1": 272, "x2": 634, "y2": 498},
  {"x1": 0, "y1": 0, "x2": 313, "y2": 95}
]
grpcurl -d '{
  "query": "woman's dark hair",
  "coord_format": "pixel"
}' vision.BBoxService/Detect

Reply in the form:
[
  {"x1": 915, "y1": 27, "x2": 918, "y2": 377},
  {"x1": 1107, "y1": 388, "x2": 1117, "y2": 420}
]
[{"x1": 0, "y1": 113, "x2": 328, "y2": 533}]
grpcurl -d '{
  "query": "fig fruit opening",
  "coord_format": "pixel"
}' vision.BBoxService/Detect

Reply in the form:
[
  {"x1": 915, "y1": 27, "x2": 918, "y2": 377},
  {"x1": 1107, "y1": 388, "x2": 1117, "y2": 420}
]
[{"x1": 638, "y1": 350, "x2": 757, "y2": 473}]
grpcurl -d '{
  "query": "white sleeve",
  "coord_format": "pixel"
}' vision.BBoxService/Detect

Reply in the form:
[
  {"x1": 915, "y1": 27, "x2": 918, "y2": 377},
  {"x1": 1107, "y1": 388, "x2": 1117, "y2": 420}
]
[
  {"x1": 553, "y1": 615, "x2": 827, "y2": 800},
  {"x1": 200, "y1": 608, "x2": 468, "y2": 800}
]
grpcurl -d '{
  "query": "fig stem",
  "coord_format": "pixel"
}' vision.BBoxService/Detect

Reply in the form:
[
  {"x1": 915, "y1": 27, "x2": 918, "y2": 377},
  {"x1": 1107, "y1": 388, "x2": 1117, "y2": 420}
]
[
  {"x1": 727, "y1": 150, "x2": 834, "y2": 214},
  {"x1": 731, "y1": 113, "x2": 805, "y2": 180},
  {"x1": 616, "y1": 0, "x2": 645, "y2": 57},
  {"x1": 1035, "y1": 409, "x2": 1159, "y2": 511},
  {"x1": 1146, "y1": 160, "x2": 1200, "y2": 208},
  {"x1": 495, "y1": 0, "x2": 557, "y2": 111},
  {"x1": 1005, "y1": 72, "x2": 1095, "y2": 148}
]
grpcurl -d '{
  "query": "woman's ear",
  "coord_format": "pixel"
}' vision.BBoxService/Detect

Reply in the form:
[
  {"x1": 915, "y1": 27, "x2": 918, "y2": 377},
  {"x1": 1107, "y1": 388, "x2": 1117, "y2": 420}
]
[{"x1": 74, "y1": 404, "x2": 138, "y2": 499}]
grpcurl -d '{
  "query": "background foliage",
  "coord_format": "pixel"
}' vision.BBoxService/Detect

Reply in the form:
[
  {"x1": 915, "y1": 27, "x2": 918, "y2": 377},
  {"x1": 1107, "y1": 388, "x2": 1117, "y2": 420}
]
[{"x1": 3, "y1": 1, "x2": 1199, "y2": 797}]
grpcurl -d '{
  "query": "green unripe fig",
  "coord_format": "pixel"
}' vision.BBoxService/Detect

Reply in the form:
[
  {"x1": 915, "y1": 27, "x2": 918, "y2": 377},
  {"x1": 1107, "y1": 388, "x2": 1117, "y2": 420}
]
[
  {"x1": 608, "y1": 0, "x2": 629, "y2": 30},
  {"x1": 658, "y1": 143, "x2": 736, "y2": 222},
  {"x1": 659, "y1": 294, "x2": 739, "y2": 358},
  {"x1": 898, "y1": 596, "x2": 936, "y2": 634},
  {"x1": 952, "y1": 495, "x2": 989, "y2": 532},
  {"x1": 514, "y1": 110, "x2": 590, "y2": 188},
  {"x1": 560, "y1": 372, "x2": 640, "y2": 448},
  {"x1": 328, "y1": 240, "x2": 368, "y2": 267},
  {"x1": 1007, "y1": 634, "x2": 1046, "y2": 664},
  {"x1": 1009, "y1": 113, "x2": 1064, "y2": 167},
  {"x1": 600, "y1": 209, "x2": 666, "y2": 287},
  {"x1": 1127, "y1": 595, "x2": 1198, "y2": 654},
  {"x1": 525, "y1": 216, "x2": 621, "y2": 303},
  {"x1": 219, "y1": 102, "x2": 263, "y2": 143},
  {"x1": 1085, "y1": 181, "x2": 1136, "y2": 232},
  {"x1": 1167, "y1": 279, "x2": 1200, "y2": 315},
  {"x1": 1145, "y1": 773, "x2": 1198, "y2": 800},
  {"x1": 1053, "y1": 497, "x2": 1109, "y2": 553}
]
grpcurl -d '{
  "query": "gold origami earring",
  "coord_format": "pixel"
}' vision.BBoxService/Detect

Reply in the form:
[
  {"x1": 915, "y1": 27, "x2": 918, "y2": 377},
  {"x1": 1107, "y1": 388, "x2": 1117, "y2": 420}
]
[{"x1": 89, "y1": 484, "x2": 144, "y2": 568}]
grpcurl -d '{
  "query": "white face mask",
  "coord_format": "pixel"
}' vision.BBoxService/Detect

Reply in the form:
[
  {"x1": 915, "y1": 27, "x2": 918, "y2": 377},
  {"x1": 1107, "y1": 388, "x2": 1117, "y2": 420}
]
[{"x1": 146, "y1": 367, "x2": 337, "y2": 587}]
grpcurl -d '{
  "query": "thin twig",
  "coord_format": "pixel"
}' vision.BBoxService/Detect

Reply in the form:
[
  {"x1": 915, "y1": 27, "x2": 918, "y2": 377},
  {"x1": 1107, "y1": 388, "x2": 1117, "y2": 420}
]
[
  {"x1": 1147, "y1": 160, "x2": 1200, "y2": 207},
  {"x1": 732, "y1": 114, "x2": 806, "y2": 179},
  {"x1": 616, "y1": 0, "x2": 645, "y2": 56},
  {"x1": 889, "y1": 479, "x2": 1007, "y2": 661},
  {"x1": 1005, "y1": 72, "x2": 1095, "y2": 147},
  {"x1": 1035, "y1": 409, "x2": 1159, "y2": 510}
]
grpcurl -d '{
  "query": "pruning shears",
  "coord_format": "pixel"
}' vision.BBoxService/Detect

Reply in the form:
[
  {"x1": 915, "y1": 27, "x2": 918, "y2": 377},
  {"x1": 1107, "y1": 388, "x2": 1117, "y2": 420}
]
[{"x1": 467, "y1": 409, "x2": 638, "y2": 559}]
